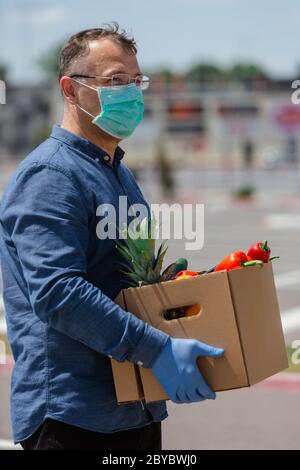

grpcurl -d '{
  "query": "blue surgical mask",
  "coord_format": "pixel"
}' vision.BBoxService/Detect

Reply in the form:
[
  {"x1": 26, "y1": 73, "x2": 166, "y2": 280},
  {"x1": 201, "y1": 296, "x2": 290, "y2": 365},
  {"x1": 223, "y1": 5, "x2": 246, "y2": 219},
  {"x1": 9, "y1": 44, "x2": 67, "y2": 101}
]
[{"x1": 75, "y1": 80, "x2": 144, "y2": 139}]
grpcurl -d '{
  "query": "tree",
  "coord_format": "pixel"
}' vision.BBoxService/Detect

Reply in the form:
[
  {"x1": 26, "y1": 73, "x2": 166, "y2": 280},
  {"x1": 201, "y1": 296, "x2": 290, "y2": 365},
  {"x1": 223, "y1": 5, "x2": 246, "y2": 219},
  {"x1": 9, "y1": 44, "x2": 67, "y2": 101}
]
[
  {"x1": 151, "y1": 68, "x2": 174, "y2": 83},
  {"x1": 38, "y1": 43, "x2": 63, "y2": 80},
  {"x1": 0, "y1": 64, "x2": 7, "y2": 81},
  {"x1": 185, "y1": 62, "x2": 225, "y2": 81},
  {"x1": 227, "y1": 63, "x2": 269, "y2": 81}
]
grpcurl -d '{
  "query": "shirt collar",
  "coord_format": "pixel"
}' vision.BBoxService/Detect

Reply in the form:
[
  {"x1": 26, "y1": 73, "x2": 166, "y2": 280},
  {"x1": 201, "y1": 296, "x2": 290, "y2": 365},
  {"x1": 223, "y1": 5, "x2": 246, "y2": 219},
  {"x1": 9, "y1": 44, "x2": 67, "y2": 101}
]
[{"x1": 50, "y1": 125, "x2": 125, "y2": 166}]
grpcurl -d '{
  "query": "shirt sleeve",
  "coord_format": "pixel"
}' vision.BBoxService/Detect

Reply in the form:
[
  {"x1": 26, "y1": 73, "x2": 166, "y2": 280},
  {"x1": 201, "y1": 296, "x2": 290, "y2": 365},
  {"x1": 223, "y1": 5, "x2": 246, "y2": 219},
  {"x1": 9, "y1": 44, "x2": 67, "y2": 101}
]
[{"x1": 3, "y1": 162, "x2": 169, "y2": 368}]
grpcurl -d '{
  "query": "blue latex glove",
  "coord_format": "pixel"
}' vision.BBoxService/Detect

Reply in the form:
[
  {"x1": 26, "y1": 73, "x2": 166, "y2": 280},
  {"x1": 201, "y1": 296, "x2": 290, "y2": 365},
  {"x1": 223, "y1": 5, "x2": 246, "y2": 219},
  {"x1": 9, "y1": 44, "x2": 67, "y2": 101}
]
[{"x1": 151, "y1": 337, "x2": 224, "y2": 404}]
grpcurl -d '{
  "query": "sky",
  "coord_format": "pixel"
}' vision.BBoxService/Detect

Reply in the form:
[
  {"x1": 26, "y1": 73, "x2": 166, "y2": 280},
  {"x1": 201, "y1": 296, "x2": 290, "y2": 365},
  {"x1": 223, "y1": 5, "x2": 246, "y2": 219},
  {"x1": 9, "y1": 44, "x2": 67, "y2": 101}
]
[{"x1": 1, "y1": 0, "x2": 300, "y2": 84}]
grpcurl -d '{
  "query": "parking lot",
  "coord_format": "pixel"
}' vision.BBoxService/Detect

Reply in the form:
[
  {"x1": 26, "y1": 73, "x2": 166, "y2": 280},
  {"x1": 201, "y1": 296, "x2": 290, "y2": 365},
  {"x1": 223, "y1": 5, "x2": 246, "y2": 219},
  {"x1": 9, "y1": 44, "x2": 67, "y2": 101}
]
[{"x1": 1, "y1": 168, "x2": 300, "y2": 449}]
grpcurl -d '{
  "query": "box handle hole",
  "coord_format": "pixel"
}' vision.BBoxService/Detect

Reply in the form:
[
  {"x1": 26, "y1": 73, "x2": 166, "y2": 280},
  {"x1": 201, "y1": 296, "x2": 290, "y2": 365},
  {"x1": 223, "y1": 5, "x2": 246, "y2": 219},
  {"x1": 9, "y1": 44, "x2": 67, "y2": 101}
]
[{"x1": 163, "y1": 303, "x2": 201, "y2": 320}]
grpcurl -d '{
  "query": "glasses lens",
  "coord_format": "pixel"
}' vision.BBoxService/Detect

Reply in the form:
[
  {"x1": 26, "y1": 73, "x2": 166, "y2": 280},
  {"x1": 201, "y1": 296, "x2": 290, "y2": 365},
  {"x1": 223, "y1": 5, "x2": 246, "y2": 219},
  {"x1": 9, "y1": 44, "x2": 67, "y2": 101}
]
[
  {"x1": 111, "y1": 73, "x2": 131, "y2": 86},
  {"x1": 138, "y1": 75, "x2": 150, "y2": 90},
  {"x1": 110, "y1": 73, "x2": 150, "y2": 90}
]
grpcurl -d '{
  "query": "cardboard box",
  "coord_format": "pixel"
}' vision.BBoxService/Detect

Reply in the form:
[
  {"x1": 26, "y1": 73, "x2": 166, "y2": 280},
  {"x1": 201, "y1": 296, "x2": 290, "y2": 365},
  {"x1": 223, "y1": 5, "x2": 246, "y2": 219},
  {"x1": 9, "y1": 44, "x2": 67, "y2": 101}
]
[{"x1": 111, "y1": 262, "x2": 288, "y2": 403}]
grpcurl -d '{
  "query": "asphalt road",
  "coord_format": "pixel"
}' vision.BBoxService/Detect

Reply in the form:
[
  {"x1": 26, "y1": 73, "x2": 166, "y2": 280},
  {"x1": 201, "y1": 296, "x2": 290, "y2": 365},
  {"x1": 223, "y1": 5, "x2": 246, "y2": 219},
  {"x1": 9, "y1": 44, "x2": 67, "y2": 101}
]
[
  {"x1": 160, "y1": 190, "x2": 300, "y2": 450},
  {"x1": 163, "y1": 387, "x2": 300, "y2": 450},
  {"x1": 0, "y1": 168, "x2": 299, "y2": 449}
]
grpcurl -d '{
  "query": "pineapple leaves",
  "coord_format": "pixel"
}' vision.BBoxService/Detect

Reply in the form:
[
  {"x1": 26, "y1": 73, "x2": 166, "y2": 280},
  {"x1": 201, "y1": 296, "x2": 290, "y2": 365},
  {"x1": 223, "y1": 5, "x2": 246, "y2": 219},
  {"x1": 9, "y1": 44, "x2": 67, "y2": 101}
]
[
  {"x1": 153, "y1": 241, "x2": 168, "y2": 276},
  {"x1": 115, "y1": 216, "x2": 168, "y2": 286}
]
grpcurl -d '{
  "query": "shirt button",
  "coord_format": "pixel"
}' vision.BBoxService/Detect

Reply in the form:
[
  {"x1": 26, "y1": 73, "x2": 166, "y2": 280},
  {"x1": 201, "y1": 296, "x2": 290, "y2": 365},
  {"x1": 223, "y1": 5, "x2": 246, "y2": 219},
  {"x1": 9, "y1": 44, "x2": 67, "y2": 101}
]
[
  {"x1": 104, "y1": 155, "x2": 111, "y2": 162},
  {"x1": 137, "y1": 361, "x2": 143, "y2": 367},
  {"x1": 95, "y1": 157, "x2": 100, "y2": 163}
]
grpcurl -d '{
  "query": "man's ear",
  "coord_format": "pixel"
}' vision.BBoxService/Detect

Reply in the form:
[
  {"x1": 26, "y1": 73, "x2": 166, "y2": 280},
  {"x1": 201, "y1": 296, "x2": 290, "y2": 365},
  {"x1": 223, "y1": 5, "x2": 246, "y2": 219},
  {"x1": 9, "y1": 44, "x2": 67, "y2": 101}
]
[{"x1": 60, "y1": 76, "x2": 77, "y2": 105}]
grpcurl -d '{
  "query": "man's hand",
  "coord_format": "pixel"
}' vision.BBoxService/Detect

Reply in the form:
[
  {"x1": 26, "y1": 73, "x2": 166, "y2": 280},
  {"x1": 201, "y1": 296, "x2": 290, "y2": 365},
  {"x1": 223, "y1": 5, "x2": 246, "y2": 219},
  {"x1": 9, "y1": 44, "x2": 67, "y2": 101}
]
[{"x1": 151, "y1": 337, "x2": 224, "y2": 404}]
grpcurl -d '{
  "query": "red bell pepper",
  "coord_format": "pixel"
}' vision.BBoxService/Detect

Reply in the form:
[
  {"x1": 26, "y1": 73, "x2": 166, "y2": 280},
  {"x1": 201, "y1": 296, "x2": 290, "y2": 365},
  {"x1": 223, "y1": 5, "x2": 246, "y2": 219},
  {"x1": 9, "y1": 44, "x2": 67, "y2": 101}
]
[
  {"x1": 247, "y1": 240, "x2": 279, "y2": 263},
  {"x1": 214, "y1": 251, "x2": 263, "y2": 272}
]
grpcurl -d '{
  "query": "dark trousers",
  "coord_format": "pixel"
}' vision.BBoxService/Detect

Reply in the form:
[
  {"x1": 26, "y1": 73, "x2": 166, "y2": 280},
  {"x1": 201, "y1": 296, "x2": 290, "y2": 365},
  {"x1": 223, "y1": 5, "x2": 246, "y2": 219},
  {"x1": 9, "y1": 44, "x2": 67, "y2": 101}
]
[{"x1": 20, "y1": 418, "x2": 162, "y2": 451}]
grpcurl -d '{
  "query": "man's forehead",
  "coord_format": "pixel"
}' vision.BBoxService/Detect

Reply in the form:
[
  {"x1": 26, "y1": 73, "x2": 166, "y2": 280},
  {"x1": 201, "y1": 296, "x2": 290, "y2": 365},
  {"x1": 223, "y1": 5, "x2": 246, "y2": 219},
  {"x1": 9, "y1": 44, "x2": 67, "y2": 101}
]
[{"x1": 82, "y1": 39, "x2": 141, "y2": 75}]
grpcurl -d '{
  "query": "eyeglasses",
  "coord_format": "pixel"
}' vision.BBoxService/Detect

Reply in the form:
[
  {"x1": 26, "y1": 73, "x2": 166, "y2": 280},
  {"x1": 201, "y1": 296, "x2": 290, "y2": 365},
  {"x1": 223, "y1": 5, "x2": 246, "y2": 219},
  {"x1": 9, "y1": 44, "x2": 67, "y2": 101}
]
[{"x1": 69, "y1": 73, "x2": 150, "y2": 90}]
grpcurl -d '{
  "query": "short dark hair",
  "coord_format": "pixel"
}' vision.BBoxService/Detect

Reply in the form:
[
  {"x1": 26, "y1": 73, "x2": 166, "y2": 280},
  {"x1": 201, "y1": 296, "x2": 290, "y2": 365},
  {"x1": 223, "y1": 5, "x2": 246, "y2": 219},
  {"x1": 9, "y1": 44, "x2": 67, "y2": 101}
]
[{"x1": 58, "y1": 23, "x2": 137, "y2": 79}]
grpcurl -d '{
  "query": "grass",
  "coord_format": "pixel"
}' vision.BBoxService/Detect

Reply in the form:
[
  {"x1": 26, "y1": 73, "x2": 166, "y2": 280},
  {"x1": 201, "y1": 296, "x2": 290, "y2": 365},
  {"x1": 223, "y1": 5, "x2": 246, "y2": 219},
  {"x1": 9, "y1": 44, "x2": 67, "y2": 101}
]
[{"x1": 232, "y1": 185, "x2": 255, "y2": 199}]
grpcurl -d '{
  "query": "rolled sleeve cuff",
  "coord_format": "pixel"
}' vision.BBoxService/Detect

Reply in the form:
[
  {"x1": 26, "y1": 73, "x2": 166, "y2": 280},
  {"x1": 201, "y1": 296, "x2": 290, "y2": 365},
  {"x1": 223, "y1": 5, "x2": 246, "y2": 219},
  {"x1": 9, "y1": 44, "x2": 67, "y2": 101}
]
[{"x1": 128, "y1": 323, "x2": 170, "y2": 369}]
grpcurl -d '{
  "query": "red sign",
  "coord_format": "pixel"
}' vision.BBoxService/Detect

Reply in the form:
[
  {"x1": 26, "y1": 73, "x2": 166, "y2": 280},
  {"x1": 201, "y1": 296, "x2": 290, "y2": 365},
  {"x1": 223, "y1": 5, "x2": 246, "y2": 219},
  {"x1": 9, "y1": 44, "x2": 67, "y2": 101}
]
[
  {"x1": 168, "y1": 103, "x2": 203, "y2": 120},
  {"x1": 274, "y1": 105, "x2": 300, "y2": 131}
]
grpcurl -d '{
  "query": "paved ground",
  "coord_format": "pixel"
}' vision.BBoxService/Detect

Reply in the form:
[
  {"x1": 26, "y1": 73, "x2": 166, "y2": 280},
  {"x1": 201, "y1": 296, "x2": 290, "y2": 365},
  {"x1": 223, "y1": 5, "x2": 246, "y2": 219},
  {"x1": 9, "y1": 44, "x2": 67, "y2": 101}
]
[
  {"x1": 0, "y1": 370, "x2": 11, "y2": 442},
  {"x1": 156, "y1": 172, "x2": 300, "y2": 450},
  {"x1": 0, "y1": 168, "x2": 299, "y2": 449},
  {"x1": 163, "y1": 386, "x2": 300, "y2": 450}
]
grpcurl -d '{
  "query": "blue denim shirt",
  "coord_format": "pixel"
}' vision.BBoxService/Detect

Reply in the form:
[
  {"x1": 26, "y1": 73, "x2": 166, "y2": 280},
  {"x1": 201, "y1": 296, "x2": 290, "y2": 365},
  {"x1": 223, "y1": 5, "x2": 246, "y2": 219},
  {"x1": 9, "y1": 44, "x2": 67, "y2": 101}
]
[{"x1": 0, "y1": 125, "x2": 169, "y2": 443}]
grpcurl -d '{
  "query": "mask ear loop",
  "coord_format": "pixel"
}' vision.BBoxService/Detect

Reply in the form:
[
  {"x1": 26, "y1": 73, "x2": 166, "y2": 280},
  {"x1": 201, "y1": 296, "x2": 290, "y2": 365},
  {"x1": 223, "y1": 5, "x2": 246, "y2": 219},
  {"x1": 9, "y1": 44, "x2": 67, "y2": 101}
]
[
  {"x1": 76, "y1": 105, "x2": 96, "y2": 119},
  {"x1": 71, "y1": 78, "x2": 100, "y2": 120}
]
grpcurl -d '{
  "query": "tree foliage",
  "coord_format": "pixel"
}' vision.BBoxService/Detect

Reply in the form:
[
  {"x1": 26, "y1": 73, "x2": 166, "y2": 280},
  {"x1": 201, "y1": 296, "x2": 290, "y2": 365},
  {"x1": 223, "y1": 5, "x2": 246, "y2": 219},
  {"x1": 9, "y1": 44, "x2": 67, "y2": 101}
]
[
  {"x1": 38, "y1": 43, "x2": 63, "y2": 79},
  {"x1": 0, "y1": 64, "x2": 7, "y2": 81}
]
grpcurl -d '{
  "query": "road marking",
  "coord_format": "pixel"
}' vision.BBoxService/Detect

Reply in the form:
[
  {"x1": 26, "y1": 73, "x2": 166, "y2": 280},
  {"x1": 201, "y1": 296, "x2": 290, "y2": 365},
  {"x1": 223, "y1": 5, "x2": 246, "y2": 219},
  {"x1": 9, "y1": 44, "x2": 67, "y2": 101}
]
[
  {"x1": 281, "y1": 307, "x2": 300, "y2": 335},
  {"x1": 0, "y1": 315, "x2": 6, "y2": 335},
  {"x1": 0, "y1": 296, "x2": 4, "y2": 313},
  {"x1": 0, "y1": 439, "x2": 20, "y2": 450},
  {"x1": 275, "y1": 270, "x2": 300, "y2": 289},
  {"x1": 265, "y1": 214, "x2": 300, "y2": 229}
]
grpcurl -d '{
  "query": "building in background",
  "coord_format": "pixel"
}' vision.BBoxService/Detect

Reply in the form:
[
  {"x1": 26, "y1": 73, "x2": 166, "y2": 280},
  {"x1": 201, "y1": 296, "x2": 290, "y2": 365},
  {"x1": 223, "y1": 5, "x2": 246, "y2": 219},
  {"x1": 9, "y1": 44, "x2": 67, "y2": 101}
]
[
  {"x1": 0, "y1": 78, "x2": 299, "y2": 170},
  {"x1": 0, "y1": 84, "x2": 51, "y2": 160}
]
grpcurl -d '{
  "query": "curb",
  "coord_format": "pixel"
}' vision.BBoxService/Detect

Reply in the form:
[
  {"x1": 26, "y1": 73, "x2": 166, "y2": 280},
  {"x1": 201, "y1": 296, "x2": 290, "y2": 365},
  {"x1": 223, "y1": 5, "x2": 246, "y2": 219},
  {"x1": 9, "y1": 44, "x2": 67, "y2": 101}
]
[{"x1": 255, "y1": 372, "x2": 300, "y2": 391}]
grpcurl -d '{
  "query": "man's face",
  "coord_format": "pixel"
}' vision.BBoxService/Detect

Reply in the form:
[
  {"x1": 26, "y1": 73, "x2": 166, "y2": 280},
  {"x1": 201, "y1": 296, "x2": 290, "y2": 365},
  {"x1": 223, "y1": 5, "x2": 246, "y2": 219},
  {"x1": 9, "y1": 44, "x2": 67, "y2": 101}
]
[{"x1": 62, "y1": 38, "x2": 142, "y2": 139}]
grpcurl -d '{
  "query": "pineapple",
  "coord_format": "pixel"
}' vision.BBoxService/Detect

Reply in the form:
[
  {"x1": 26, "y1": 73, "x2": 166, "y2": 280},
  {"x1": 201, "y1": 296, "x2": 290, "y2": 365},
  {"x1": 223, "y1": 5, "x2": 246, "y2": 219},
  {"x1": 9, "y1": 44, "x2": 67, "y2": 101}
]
[
  {"x1": 116, "y1": 217, "x2": 168, "y2": 287},
  {"x1": 116, "y1": 217, "x2": 190, "y2": 320}
]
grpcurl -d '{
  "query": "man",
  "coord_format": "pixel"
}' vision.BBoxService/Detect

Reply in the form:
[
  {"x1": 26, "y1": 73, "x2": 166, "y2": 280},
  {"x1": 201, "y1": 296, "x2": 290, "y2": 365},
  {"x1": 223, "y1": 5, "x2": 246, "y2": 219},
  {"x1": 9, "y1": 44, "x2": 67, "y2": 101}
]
[{"x1": 0, "y1": 24, "x2": 224, "y2": 450}]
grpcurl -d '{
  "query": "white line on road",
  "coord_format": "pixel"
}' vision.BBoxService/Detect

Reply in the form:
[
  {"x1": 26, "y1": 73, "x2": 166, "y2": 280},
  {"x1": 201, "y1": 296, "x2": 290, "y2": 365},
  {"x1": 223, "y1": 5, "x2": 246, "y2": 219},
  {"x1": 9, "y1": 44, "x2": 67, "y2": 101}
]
[
  {"x1": 265, "y1": 214, "x2": 300, "y2": 229},
  {"x1": 0, "y1": 439, "x2": 20, "y2": 450},
  {"x1": 0, "y1": 315, "x2": 6, "y2": 335},
  {"x1": 275, "y1": 270, "x2": 300, "y2": 289},
  {"x1": 281, "y1": 307, "x2": 300, "y2": 335}
]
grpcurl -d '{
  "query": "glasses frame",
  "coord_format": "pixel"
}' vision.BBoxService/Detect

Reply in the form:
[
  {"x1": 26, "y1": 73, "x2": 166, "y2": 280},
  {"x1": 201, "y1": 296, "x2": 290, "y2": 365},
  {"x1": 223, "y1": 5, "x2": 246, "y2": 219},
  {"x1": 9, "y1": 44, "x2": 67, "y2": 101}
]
[{"x1": 69, "y1": 73, "x2": 150, "y2": 90}]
